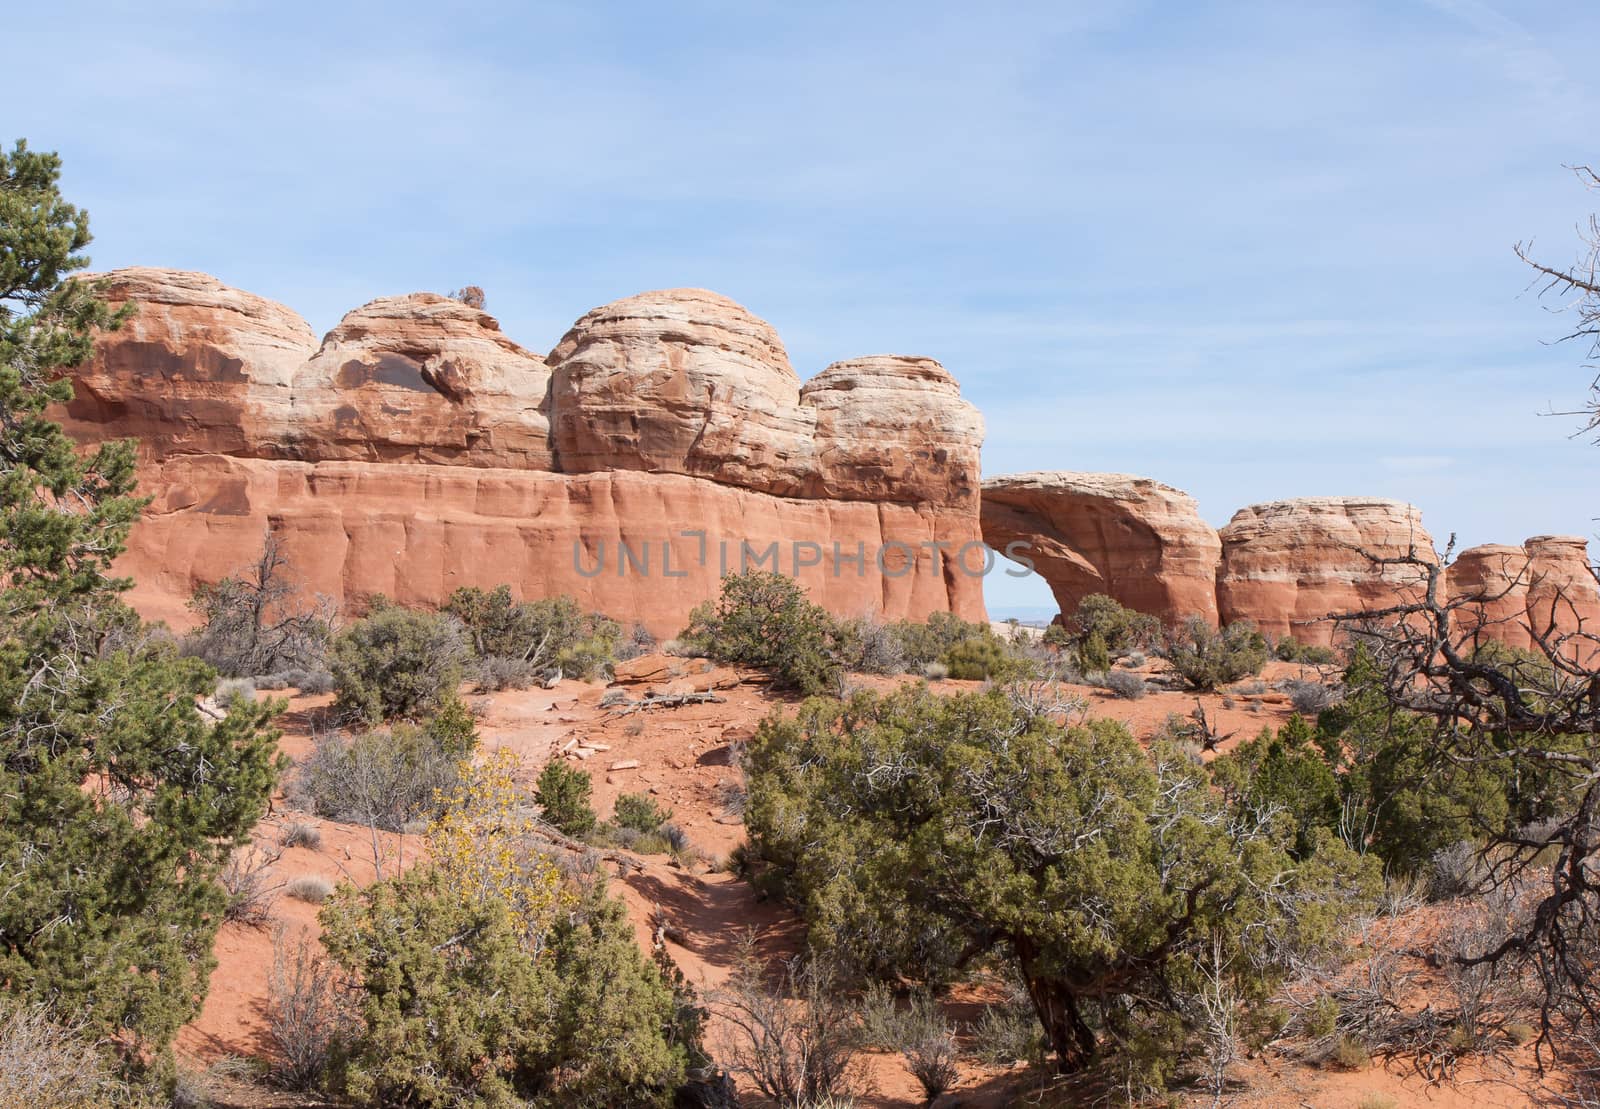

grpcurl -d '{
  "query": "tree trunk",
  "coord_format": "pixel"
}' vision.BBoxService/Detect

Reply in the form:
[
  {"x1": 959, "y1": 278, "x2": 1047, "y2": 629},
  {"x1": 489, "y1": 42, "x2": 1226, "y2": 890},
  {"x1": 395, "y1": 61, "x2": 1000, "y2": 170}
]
[{"x1": 1015, "y1": 941, "x2": 1096, "y2": 1073}]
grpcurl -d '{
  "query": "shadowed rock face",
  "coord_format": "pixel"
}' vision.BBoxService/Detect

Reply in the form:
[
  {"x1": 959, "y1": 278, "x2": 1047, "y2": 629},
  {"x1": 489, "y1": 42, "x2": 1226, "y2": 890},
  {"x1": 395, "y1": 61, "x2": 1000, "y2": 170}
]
[
  {"x1": 981, "y1": 472, "x2": 1221, "y2": 624},
  {"x1": 59, "y1": 268, "x2": 316, "y2": 457},
  {"x1": 57, "y1": 269, "x2": 988, "y2": 635}
]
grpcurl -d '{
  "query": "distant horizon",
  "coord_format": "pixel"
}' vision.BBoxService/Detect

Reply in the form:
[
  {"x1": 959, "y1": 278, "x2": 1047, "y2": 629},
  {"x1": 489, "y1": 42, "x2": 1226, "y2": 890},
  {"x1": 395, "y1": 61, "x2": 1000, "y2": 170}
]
[{"x1": 13, "y1": 0, "x2": 1600, "y2": 617}]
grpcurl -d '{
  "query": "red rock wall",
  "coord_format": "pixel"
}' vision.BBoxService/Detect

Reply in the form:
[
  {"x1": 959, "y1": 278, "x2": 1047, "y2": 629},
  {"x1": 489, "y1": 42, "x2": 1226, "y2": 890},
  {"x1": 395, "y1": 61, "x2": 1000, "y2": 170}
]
[
  {"x1": 60, "y1": 269, "x2": 988, "y2": 634},
  {"x1": 1215, "y1": 497, "x2": 1438, "y2": 645},
  {"x1": 126, "y1": 458, "x2": 985, "y2": 637}
]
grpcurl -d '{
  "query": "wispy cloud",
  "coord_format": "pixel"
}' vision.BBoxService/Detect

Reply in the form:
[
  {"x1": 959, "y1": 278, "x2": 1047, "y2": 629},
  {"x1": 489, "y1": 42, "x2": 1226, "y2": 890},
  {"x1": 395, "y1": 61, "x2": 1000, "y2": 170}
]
[{"x1": 10, "y1": 0, "x2": 1600, "y2": 612}]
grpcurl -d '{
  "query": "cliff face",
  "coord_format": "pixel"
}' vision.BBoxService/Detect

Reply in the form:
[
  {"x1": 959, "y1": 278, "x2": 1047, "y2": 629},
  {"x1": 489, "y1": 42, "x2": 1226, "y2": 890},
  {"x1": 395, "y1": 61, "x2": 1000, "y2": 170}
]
[
  {"x1": 1215, "y1": 497, "x2": 1437, "y2": 645},
  {"x1": 60, "y1": 269, "x2": 987, "y2": 636},
  {"x1": 123, "y1": 458, "x2": 976, "y2": 636},
  {"x1": 981, "y1": 473, "x2": 1597, "y2": 651},
  {"x1": 63, "y1": 268, "x2": 1596, "y2": 651}
]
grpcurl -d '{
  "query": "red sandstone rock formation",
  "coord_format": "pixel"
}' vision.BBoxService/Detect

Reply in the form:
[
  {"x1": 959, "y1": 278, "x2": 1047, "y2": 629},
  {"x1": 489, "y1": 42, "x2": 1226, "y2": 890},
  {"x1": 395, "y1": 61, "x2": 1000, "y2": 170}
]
[
  {"x1": 1446, "y1": 542, "x2": 1539, "y2": 651},
  {"x1": 295, "y1": 293, "x2": 555, "y2": 468},
  {"x1": 1215, "y1": 497, "x2": 1437, "y2": 645},
  {"x1": 1400, "y1": 537, "x2": 1600, "y2": 661},
  {"x1": 59, "y1": 270, "x2": 987, "y2": 636},
  {"x1": 62, "y1": 270, "x2": 1595, "y2": 652},
  {"x1": 1524, "y1": 536, "x2": 1600, "y2": 650},
  {"x1": 59, "y1": 268, "x2": 316, "y2": 457},
  {"x1": 980, "y1": 471, "x2": 1597, "y2": 653},
  {"x1": 802, "y1": 356, "x2": 983, "y2": 507},
  {"x1": 980, "y1": 472, "x2": 1221, "y2": 624}
]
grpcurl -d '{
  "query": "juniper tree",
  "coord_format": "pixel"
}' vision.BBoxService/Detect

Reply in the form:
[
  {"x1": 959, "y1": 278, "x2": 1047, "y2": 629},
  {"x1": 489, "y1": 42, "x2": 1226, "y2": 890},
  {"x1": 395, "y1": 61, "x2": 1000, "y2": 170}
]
[
  {"x1": 742, "y1": 686, "x2": 1378, "y2": 1076},
  {"x1": 0, "y1": 140, "x2": 282, "y2": 1066},
  {"x1": 321, "y1": 754, "x2": 691, "y2": 1107}
]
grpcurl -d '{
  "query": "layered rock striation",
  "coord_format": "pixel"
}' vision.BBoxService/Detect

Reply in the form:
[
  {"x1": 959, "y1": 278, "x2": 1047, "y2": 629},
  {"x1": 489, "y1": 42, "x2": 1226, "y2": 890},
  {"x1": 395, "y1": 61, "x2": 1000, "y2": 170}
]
[
  {"x1": 980, "y1": 472, "x2": 1221, "y2": 624},
  {"x1": 1215, "y1": 497, "x2": 1437, "y2": 643},
  {"x1": 983, "y1": 474, "x2": 1597, "y2": 650},
  {"x1": 60, "y1": 269, "x2": 987, "y2": 635},
  {"x1": 62, "y1": 267, "x2": 1596, "y2": 651}
]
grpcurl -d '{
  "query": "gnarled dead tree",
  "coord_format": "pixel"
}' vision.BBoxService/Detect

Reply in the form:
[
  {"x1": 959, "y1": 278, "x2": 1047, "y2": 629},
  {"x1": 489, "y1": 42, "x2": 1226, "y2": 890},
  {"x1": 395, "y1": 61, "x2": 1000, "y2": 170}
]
[
  {"x1": 1322, "y1": 168, "x2": 1600, "y2": 1066},
  {"x1": 1515, "y1": 164, "x2": 1600, "y2": 441},
  {"x1": 184, "y1": 530, "x2": 337, "y2": 677},
  {"x1": 1329, "y1": 534, "x2": 1600, "y2": 1060}
]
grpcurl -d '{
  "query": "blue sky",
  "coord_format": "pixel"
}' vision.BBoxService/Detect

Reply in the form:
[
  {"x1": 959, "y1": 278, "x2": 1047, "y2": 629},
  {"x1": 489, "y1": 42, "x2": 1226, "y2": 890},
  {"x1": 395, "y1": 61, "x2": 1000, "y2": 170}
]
[{"x1": 12, "y1": 0, "x2": 1600, "y2": 614}]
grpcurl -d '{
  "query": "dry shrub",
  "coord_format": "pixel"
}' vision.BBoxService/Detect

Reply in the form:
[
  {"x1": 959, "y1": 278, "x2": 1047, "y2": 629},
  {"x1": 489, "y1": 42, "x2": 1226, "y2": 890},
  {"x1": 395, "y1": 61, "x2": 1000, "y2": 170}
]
[
  {"x1": 897, "y1": 994, "x2": 960, "y2": 1101},
  {"x1": 290, "y1": 722, "x2": 465, "y2": 832},
  {"x1": 1284, "y1": 677, "x2": 1338, "y2": 715},
  {"x1": 615, "y1": 622, "x2": 657, "y2": 661},
  {"x1": 475, "y1": 654, "x2": 539, "y2": 691},
  {"x1": 1003, "y1": 679, "x2": 1088, "y2": 726},
  {"x1": 0, "y1": 1003, "x2": 111, "y2": 1109},
  {"x1": 214, "y1": 676, "x2": 257, "y2": 706},
  {"x1": 836, "y1": 613, "x2": 906, "y2": 675},
  {"x1": 183, "y1": 533, "x2": 334, "y2": 678},
  {"x1": 856, "y1": 984, "x2": 958, "y2": 1099},
  {"x1": 1427, "y1": 840, "x2": 1483, "y2": 902},
  {"x1": 1104, "y1": 669, "x2": 1147, "y2": 700},
  {"x1": 1333, "y1": 1034, "x2": 1372, "y2": 1070},
  {"x1": 713, "y1": 941, "x2": 864, "y2": 1108},
  {"x1": 268, "y1": 926, "x2": 353, "y2": 1091},
  {"x1": 280, "y1": 821, "x2": 322, "y2": 850},
  {"x1": 1439, "y1": 896, "x2": 1519, "y2": 1053},
  {"x1": 220, "y1": 842, "x2": 282, "y2": 926},
  {"x1": 971, "y1": 990, "x2": 1044, "y2": 1066},
  {"x1": 285, "y1": 874, "x2": 335, "y2": 904}
]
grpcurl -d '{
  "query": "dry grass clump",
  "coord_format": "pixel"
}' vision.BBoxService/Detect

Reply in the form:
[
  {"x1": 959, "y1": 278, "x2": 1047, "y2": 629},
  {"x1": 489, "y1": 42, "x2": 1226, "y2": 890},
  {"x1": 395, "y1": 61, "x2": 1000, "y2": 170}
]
[
  {"x1": 280, "y1": 821, "x2": 322, "y2": 849},
  {"x1": 285, "y1": 874, "x2": 335, "y2": 904}
]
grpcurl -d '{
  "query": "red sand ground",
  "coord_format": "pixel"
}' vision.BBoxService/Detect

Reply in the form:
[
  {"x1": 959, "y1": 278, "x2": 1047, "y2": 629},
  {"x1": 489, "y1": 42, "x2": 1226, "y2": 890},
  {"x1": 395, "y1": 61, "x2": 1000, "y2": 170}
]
[{"x1": 180, "y1": 658, "x2": 1557, "y2": 1108}]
